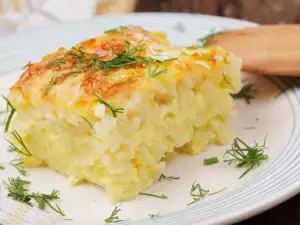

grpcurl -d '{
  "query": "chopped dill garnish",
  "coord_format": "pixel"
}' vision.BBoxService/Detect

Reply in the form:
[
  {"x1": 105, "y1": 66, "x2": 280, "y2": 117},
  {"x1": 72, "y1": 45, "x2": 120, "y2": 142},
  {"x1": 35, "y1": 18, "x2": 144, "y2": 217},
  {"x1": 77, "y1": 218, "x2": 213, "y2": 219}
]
[
  {"x1": 64, "y1": 71, "x2": 82, "y2": 76},
  {"x1": 7, "y1": 130, "x2": 32, "y2": 156},
  {"x1": 43, "y1": 76, "x2": 58, "y2": 97},
  {"x1": 48, "y1": 57, "x2": 65, "y2": 68},
  {"x1": 138, "y1": 192, "x2": 168, "y2": 199},
  {"x1": 203, "y1": 157, "x2": 219, "y2": 166},
  {"x1": 209, "y1": 187, "x2": 227, "y2": 195},
  {"x1": 159, "y1": 173, "x2": 180, "y2": 181},
  {"x1": 148, "y1": 64, "x2": 168, "y2": 78},
  {"x1": 230, "y1": 83, "x2": 257, "y2": 104},
  {"x1": 93, "y1": 93, "x2": 124, "y2": 118},
  {"x1": 149, "y1": 212, "x2": 161, "y2": 218},
  {"x1": 0, "y1": 164, "x2": 4, "y2": 170},
  {"x1": 47, "y1": 42, "x2": 171, "y2": 76},
  {"x1": 10, "y1": 158, "x2": 27, "y2": 176},
  {"x1": 187, "y1": 182, "x2": 226, "y2": 205},
  {"x1": 222, "y1": 72, "x2": 233, "y2": 88},
  {"x1": 80, "y1": 116, "x2": 96, "y2": 134},
  {"x1": 4, "y1": 177, "x2": 65, "y2": 216},
  {"x1": 2, "y1": 95, "x2": 16, "y2": 133},
  {"x1": 186, "y1": 45, "x2": 200, "y2": 50},
  {"x1": 104, "y1": 26, "x2": 127, "y2": 34},
  {"x1": 187, "y1": 182, "x2": 209, "y2": 205},
  {"x1": 113, "y1": 80, "x2": 135, "y2": 85},
  {"x1": 224, "y1": 137, "x2": 268, "y2": 179},
  {"x1": 98, "y1": 41, "x2": 146, "y2": 74},
  {"x1": 198, "y1": 29, "x2": 228, "y2": 46},
  {"x1": 105, "y1": 205, "x2": 129, "y2": 223}
]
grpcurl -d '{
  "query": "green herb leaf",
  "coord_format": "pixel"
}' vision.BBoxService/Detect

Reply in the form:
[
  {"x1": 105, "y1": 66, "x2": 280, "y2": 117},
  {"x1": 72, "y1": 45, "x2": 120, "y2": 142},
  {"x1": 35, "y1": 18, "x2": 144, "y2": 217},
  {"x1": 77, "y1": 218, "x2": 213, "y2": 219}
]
[
  {"x1": 149, "y1": 212, "x2": 161, "y2": 218},
  {"x1": 47, "y1": 42, "x2": 161, "y2": 75},
  {"x1": 2, "y1": 95, "x2": 16, "y2": 133},
  {"x1": 93, "y1": 93, "x2": 124, "y2": 117},
  {"x1": 209, "y1": 187, "x2": 227, "y2": 195},
  {"x1": 198, "y1": 29, "x2": 228, "y2": 46},
  {"x1": 7, "y1": 130, "x2": 31, "y2": 156},
  {"x1": 186, "y1": 45, "x2": 200, "y2": 50},
  {"x1": 38, "y1": 198, "x2": 46, "y2": 210},
  {"x1": 148, "y1": 64, "x2": 168, "y2": 78},
  {"x1": 224, "y1": 136, "x2": 268, "y2": 179},
  {"x1": 104, "y1": 26, "x2": 127, "y2": 34},
  {"x1": 187, "y1": 182, "x2": 210, "y2": 205},
  {"x1": 138, "y1": 192, "x2": 168, "y2": 199},
  {"x1": 222, "y1": 72, "x2": 233, "y2": 88},
  {"x1": 105, "y1": 205, "x2": 129, "y2": 223},
  {"x1": 203, "y1": 157, "x2": 219, "y2": 166},
  {"x1": 80, "y1": 116, "x2": 96, "y2": 134},
  {"x1": 44, "y1": 76, "x2": 58, "y2": 97},
  {"x1": 230, "y1": 83, "x2": 257, "y2": 104},
  {"x1": 64, "y1": 71, "x2": 82, "y2": 76},
  {"x1": 10, "y1": 158, "x2": 27, "y2": 176},
  {"x1": 187, "y1": 182, "x2": 226, "y2": 205},
  {"x1": 0, "y1": 164, "x2": 4, "y2": 170},
  {"x1": 4, "y1": 177, "x2": 65, "y2": 216},
  {"x1": 159, "y1": 173, "x2": 180, "y2": 181}
]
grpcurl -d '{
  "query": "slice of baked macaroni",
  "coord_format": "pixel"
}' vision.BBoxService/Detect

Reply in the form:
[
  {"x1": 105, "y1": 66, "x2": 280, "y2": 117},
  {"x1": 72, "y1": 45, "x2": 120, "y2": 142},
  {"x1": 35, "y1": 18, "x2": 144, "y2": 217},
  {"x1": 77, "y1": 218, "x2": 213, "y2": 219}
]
[{"x1": 5, "y1": 26, "x2": 242, "y2": 202}]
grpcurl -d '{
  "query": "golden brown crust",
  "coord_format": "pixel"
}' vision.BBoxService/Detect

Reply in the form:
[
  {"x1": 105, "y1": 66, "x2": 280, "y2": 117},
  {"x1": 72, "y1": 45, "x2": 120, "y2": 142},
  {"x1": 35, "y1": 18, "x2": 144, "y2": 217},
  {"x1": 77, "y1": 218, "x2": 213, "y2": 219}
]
[
  {"x1": 11, "y1": 27, "x2": 158, "y2": 98},
  {"x1": 205, "y1": 25, "x2": 300, "y2": 76}
]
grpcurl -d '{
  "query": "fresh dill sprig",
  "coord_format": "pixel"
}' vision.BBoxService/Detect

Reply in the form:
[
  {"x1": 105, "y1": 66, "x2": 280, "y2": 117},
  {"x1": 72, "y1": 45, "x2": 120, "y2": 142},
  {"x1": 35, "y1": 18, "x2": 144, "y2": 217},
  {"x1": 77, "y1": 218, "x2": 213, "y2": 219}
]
[
  {"x1": 138, "y1": 192, "x2": 168, "y2": 199},
  {"x1": 7, "y1": 130, "x2": 32, "y2": 156},
  {"x1": 230, "y1": 83, "x2": 257, "y2": 104},
  {"x1": 104, "y1": 26, "x2": 127, "y2": 34},
  {"x1": 4, "y1": 177, "x2": 65, "y2": 216},
  {"x1": 0, "y1": 164, "x2": 4, "y2": 170},
  {"x1": 105, "y1": 205, "x2": 129, "y2": 223},
  {"x1": 148, "y1": 64, "x2": 168, "y2": 78},
  {"x1": 187, "y1": 182, "x2": 210, "y2": 205},
  {"x1": 44, "y1": 76, "x2": 58, "y2": 97},
  {"x1": 149, "y1": 212, "x2": 161, "y2": 218},
  {"x1": 93, "y1": 93, "x2": 124, "y2": 117},
  {"x1": 198, "y1": 29, "x2": 228, "y2": 46},
  {"x1": 10, "y1": 158, "x2": 27, "y2": 176},
  {"x1": 159, "y1": 173, "x2": 180, "y2": 181},
  {"x1": 224, "y1": 137, "x2": 268, "y2": 179},
  {"x1": 80, "y1": 116, "x2": 96, "y2": 134},
  {"x1": 187, "y1": 182, "x2": 226, "y2": 205},
  {"x1": 2, "y1": 95, "x2": 16, "y2": 132}
]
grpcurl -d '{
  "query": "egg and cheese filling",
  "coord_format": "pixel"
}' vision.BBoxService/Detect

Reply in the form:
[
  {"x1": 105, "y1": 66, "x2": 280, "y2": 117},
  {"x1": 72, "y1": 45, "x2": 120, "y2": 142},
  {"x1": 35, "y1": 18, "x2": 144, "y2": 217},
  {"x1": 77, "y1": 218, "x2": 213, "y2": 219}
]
[{"x1": 6, "y1": 27, "x2": 242, "y2": 202}]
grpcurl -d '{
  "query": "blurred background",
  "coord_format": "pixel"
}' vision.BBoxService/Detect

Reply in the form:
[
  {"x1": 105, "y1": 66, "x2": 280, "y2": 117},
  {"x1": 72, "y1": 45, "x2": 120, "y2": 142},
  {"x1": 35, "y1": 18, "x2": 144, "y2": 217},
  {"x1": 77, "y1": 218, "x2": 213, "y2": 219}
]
[
  {"x1": 136, "y1": 0, "x2": 300, "y2": 24},
  {"x1": 0, "y1": 0, "x2": 299, "y2": 35}
]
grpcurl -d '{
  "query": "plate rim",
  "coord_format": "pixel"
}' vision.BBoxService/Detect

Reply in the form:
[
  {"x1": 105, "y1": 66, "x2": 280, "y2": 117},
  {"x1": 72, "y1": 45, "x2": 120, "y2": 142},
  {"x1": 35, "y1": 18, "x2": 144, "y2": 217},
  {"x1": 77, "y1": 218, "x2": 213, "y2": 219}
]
[{"x1": 0, "y1": 13, "x2": 299, "y2": 225}]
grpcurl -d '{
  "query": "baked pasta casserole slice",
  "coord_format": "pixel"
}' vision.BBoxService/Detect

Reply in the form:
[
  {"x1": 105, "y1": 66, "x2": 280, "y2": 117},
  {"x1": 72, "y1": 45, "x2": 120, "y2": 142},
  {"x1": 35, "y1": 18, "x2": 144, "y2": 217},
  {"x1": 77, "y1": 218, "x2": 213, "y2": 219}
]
[{"x1": 4, "y1": 26, "x2": 242, "y2": 202}]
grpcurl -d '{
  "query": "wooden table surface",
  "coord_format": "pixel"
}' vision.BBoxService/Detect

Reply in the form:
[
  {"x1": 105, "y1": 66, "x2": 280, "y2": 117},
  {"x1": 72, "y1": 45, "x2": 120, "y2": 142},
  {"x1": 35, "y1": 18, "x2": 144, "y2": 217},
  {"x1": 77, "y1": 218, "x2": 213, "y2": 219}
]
[{"x1": 134, "y1": 1, "x2": 300, "y2": 224}]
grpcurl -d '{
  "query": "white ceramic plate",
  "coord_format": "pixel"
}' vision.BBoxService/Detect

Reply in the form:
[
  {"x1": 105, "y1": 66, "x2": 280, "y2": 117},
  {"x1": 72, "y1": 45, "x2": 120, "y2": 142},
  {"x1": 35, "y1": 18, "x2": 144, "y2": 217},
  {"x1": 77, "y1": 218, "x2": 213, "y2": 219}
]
[{"x1": 0, "y1": 13, "x2": 300, "y2": 225}]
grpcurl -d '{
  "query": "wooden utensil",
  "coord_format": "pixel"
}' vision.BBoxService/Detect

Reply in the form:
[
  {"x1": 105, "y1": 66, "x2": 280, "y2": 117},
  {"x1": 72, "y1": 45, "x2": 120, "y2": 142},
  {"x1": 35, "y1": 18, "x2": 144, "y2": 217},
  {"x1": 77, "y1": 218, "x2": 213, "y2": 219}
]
[{"x1": 205, "y1": 25, "x2": 300, "y2": 76}]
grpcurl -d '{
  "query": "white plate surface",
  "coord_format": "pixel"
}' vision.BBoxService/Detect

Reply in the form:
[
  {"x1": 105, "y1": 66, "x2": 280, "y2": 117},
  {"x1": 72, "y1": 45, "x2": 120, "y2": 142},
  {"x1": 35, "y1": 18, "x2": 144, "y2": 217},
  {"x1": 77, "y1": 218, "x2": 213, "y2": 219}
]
[{"x1": 0, "y1": 13, "x2": 299, "y2": 225}]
